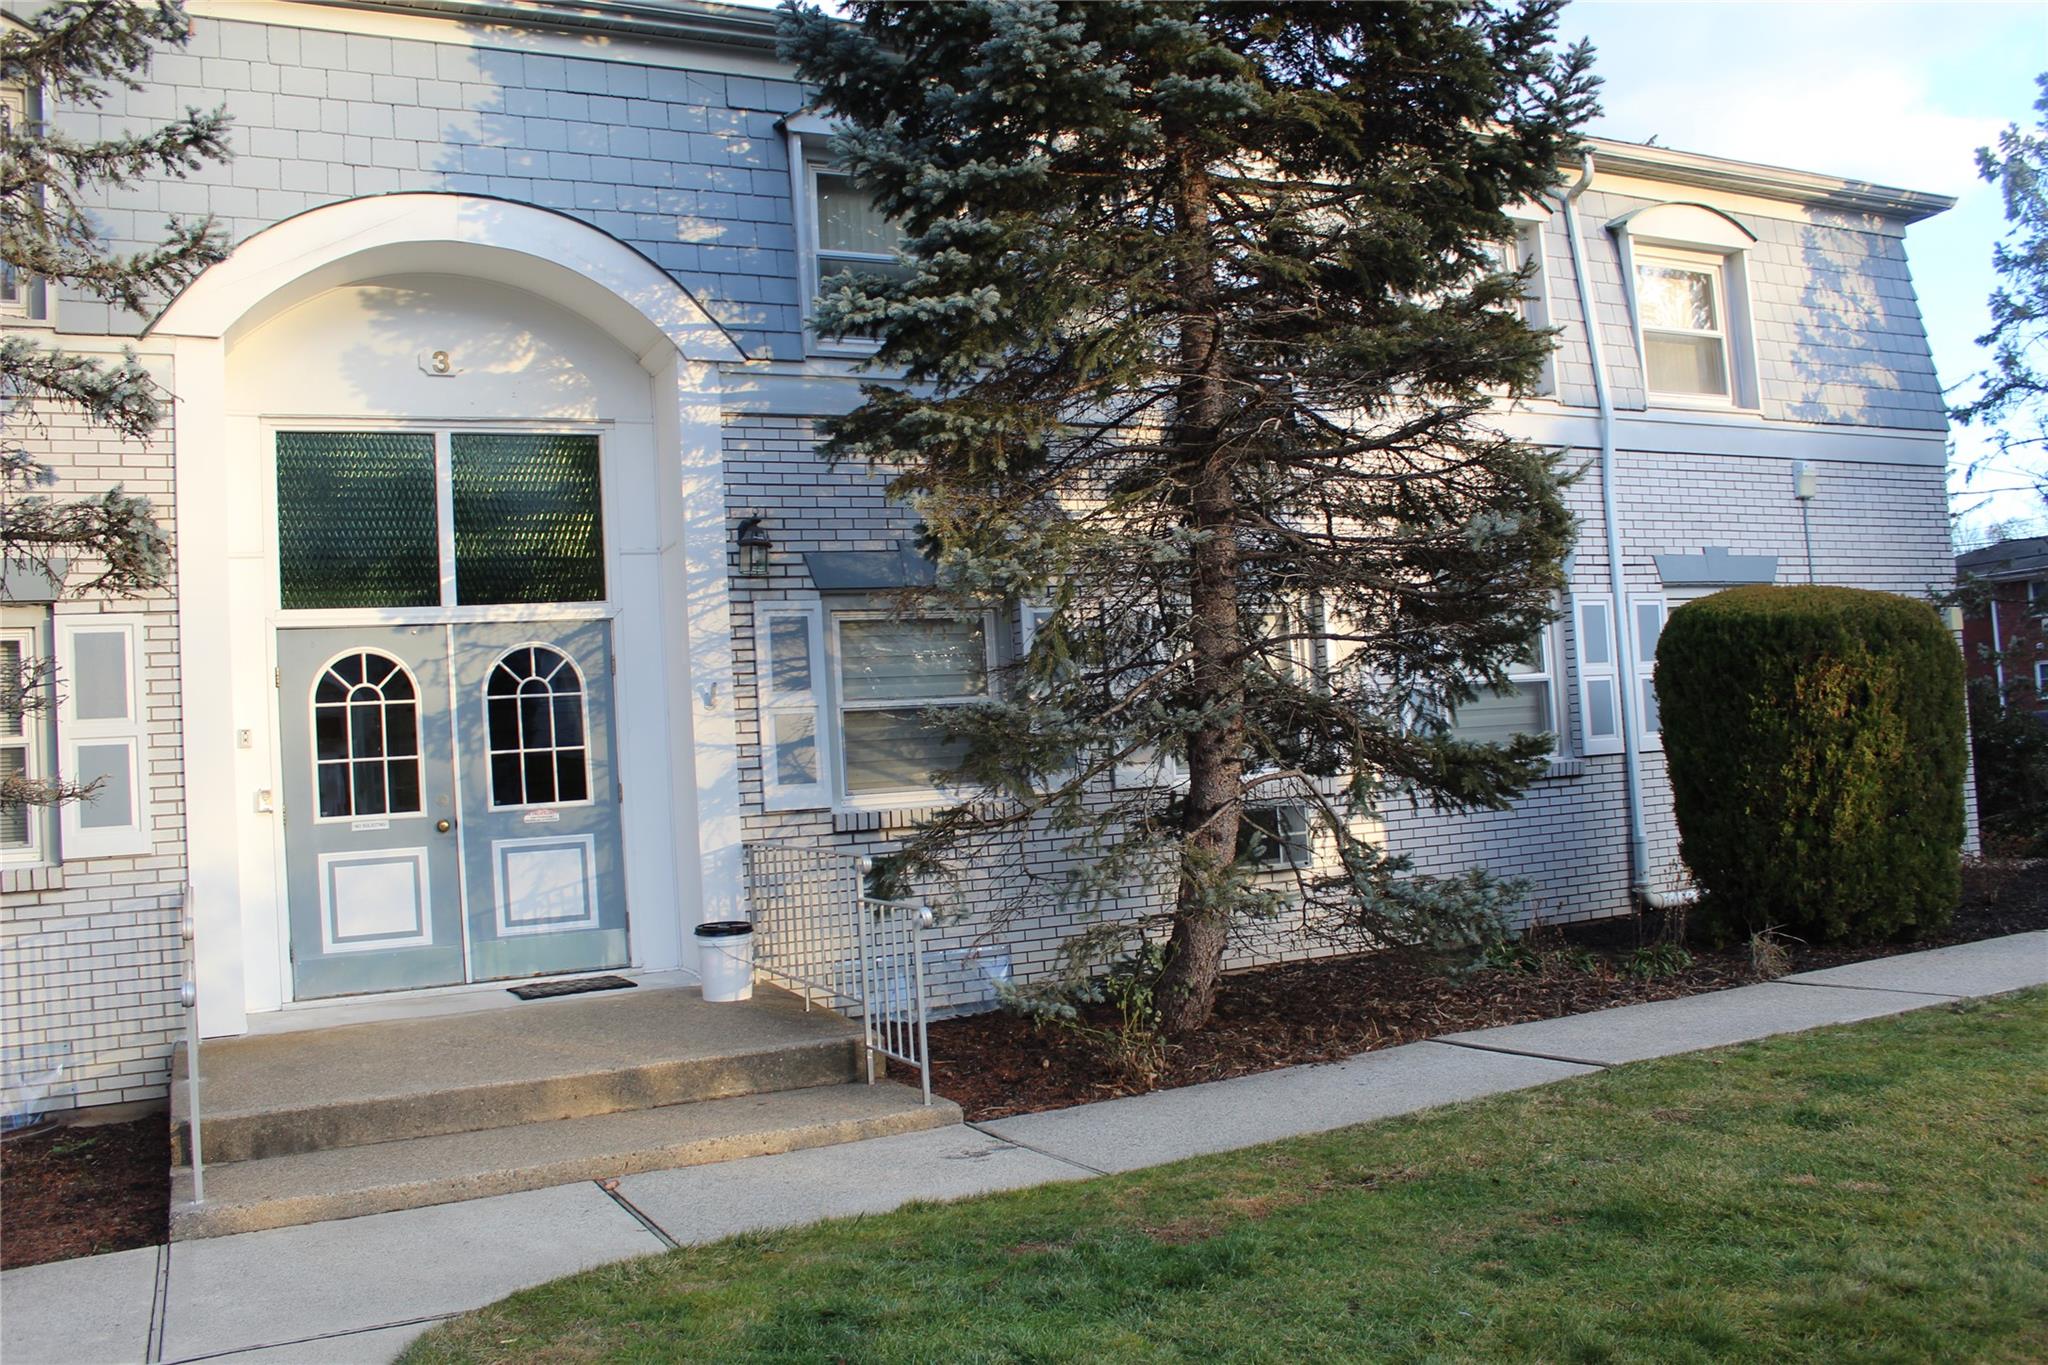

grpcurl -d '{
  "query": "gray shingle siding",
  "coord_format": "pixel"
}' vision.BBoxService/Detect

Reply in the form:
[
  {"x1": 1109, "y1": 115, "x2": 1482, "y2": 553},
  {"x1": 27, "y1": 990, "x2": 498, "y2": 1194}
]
[
  {"x1": 60, "y1": 15, "x2": 812, "y2": 357},
  {"x1": 57, "y1": 16, "x2": 1948, "y2": 425}
]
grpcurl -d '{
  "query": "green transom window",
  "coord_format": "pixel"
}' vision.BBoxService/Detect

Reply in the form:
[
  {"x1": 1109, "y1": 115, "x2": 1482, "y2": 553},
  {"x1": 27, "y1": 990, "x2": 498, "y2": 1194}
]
[{"x1": 277, "y1": 431, "x2": 606, "y2": 610}]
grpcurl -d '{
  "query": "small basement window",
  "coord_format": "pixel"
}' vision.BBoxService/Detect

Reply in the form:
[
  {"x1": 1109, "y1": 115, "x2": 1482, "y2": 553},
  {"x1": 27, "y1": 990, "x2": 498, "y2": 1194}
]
[{"x1": 1240, "y1": 803, "x2": 1312, "y2": 870}]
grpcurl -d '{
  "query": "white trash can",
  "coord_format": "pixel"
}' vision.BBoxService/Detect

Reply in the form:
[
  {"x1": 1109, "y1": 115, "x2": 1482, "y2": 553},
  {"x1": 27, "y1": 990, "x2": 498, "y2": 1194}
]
[{"x1": 695, "y1": 920, "x2": 755, "y2": 1002}]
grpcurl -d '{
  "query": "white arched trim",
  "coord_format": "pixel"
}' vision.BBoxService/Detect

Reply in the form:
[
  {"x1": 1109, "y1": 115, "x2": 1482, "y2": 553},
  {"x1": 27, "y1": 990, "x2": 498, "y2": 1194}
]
[
  {"x1": 150, "y1": 192, "x2": 746, "y2": 366},
  {"x1": 1605, "y1": 201, "x2": 1757, "y2": 252}
]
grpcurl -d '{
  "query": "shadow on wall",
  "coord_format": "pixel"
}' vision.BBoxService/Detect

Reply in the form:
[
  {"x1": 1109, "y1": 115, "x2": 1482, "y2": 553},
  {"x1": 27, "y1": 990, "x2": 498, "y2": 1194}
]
[
  {"x1": 1783, "y1": 205, "x2": 1940, "y2": 428},
  {"x1": 423, "y1": 20, "x2": 807, "y2": 360}
]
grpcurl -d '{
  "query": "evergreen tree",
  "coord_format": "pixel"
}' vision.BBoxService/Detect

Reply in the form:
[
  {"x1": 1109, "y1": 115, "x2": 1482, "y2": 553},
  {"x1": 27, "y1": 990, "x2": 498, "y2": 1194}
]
[
  {"x1": 781, "y1": 0, "x2": 1597, "y2": 1034},
  {"x1": 2, "y1": 0, "x2": 228, "y2": 810}
]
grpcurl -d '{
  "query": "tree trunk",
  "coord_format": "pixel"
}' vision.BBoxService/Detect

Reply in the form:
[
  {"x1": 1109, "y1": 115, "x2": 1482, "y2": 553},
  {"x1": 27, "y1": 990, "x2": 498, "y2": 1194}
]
[{"x1": 1153, "y1": 158, "x2": 1244, "y2": 1039}]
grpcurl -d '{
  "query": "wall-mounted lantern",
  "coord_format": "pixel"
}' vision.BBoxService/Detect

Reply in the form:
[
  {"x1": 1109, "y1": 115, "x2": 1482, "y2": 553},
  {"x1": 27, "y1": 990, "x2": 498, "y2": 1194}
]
[{"x1": 736, "y1": 516, "x2": 773, "y2": 577}]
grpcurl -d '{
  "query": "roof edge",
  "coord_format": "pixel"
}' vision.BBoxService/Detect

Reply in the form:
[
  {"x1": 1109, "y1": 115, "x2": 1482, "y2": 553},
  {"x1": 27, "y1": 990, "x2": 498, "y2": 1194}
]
[
  {"x1": 1585, "y1": 136, "x2": 1957, "y2": 224},
  {"x1": 288, "y1": 0, "x2": 784, "y2": 52}
]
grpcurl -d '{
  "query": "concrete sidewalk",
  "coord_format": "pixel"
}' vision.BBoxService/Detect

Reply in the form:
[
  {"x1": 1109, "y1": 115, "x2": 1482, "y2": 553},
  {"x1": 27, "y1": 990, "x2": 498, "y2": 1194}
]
[{"x1": 6, "y1": 929, "x2": 2042, "y2": 1365}]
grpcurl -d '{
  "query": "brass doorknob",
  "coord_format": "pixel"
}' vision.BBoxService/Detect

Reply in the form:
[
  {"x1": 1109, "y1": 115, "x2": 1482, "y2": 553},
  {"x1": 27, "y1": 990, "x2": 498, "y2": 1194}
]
[{"x1": 436, "y1": 819, "x2": 453, "y2": 833}]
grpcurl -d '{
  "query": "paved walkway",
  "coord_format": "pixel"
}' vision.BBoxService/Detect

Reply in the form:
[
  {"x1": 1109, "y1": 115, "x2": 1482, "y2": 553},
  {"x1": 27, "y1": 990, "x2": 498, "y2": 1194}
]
[{"x1": 6, "y1": 930, "x2": 2042, "y2": 1365}]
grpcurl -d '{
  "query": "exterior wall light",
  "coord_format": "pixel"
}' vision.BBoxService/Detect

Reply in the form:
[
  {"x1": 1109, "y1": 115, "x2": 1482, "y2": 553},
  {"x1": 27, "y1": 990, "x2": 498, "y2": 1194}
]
[{"x1": 736, "y1": 516, "x2": 773, "y2": 577}]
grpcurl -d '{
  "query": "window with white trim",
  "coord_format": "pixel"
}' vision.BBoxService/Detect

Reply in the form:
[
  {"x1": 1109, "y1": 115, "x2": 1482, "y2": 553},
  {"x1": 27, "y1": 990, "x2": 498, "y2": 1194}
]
[
  {"x1": 1240, "y1": 803, "x2": 1312, "y2": 869},
  {"x1": 832, "y1": 613, "x2": 991, "y2": 802},
  {"x1": 1, "y1": 615, "x2": 53, "y2": 866},
  {"x1": 1449, "y1": 629, "x2": 1556, "y2": 750},
  {"x1": 55, "y1": 616, "x2": 153, "y2": 859},
  {"x1": 812, "y1": 170, "x2": 911, "y2": 290},
  {"x1": 1573, "y1": 595, "x2": 1624, "y2": 756},
  {"x1": 1631, "y1": 596, "x2": 1670, "y2": 748},
  {"x1": 1635, "y1": 248, "x2": 1734, "y2": 400},
  {"x1": 1485, "y1": 223, "x2": 1554, "y2": 395},
  {"x1": 1, "y1": 82, "x2": 45, "y2": 323},
  {"x1": 789, "y1": 118, "x2": 911, "y2": 353}
]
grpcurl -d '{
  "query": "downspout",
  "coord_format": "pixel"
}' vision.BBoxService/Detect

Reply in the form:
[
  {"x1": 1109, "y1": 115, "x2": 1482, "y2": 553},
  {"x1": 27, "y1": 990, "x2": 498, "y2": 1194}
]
[{"x1": 1550, "y1": 152, "x2": 1659, "y2": 907}]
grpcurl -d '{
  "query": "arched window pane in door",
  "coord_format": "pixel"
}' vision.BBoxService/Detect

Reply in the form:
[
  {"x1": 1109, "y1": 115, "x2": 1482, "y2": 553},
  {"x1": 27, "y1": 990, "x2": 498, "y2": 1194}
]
[
  {"x1": 486, "y1": 646, "x2": 590, "y2": 807},
  {"x1": 313, "y1": 651, "x2": 422, "y2": 819}
]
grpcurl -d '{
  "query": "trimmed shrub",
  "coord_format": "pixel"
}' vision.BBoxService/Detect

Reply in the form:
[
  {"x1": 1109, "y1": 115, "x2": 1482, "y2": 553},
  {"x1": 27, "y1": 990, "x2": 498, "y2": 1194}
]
[{"x1": 1657, "y1": 585, "x2": 1966, "y2": 943}]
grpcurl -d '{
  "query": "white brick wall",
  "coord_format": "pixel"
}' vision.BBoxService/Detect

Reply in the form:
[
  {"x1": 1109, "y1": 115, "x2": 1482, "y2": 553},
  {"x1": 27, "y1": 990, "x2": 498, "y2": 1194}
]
[
  {"x1": 2, "y1": 405, "x2": 189, "y2": 1112},
  {"x1": 722, "y1": 417, "x2": 1963, "y2": 1012}
]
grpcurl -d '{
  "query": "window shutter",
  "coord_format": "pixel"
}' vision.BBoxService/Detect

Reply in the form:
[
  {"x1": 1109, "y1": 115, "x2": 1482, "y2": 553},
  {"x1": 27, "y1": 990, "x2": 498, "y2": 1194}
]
[
  {"x1": 57, "y1": 617, "x2": 153, "y2": 860},
  {"x1": 756, "y1": 604, "x2": 829, "y2": 810},
  {"x1": 1630, "y1": 596, "x2": 1670, "y2": 749},
  {"x1": 1573, "y1": 596, "x2": 1624, "y2": 757}
]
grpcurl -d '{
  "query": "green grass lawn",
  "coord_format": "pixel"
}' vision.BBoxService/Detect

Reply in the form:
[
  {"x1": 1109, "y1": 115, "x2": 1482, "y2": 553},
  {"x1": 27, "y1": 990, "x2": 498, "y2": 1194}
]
[{"x1": 405, "y1": 992, "x2": 2048, "y2": 1363}]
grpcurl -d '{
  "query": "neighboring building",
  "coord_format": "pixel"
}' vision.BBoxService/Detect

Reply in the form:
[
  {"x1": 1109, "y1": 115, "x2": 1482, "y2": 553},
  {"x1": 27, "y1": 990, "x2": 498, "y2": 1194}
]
[
  {"x1": 1958, "y1": 535, "x2": 2048, "y2": 714},
  {"x1": 1, "y1": 0, "x2": 1968, "y2": 1113}
]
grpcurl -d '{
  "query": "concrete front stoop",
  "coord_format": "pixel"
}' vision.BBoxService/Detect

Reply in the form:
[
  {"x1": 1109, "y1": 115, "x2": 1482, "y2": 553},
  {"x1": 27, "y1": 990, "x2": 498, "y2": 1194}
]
[{"x1": 170, "y1": 983, "x2": 957, "y2": 1239}]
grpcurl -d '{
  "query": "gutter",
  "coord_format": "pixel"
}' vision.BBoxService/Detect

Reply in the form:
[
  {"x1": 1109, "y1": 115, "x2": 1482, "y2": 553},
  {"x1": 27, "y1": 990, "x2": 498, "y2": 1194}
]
[
  {"x1": 1584, "y1": 137, "x2": 1956, "y2": 225},
  {"x1": 290, "y1": 0, "x2": 785, "y2": 51},
  {"x1": 1549, "y1": 150, "x2": 1652, "y2": 906}
]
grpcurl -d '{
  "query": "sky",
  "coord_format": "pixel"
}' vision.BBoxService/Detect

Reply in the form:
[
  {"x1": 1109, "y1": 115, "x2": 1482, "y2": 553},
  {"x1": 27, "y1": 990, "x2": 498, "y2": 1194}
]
[{"x1": 746, "y1": 0, "x2": 2048, "y2": 543}]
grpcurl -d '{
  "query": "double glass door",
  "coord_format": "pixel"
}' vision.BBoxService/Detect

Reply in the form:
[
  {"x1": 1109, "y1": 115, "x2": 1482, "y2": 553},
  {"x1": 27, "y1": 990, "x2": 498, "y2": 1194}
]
[{"x1": 277, "y1": 620, "x2": 628, "y2": 999}]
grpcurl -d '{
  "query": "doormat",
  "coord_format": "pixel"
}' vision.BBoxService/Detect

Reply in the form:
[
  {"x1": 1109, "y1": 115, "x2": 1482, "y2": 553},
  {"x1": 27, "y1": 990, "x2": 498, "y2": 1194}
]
[{"x1": 508, "y1": 975, "x2": 638, "y2": 1001}]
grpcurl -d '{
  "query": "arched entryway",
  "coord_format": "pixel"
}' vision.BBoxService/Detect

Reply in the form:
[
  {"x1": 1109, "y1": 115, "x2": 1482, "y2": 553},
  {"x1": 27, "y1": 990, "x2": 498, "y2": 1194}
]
[{"x1": 150, "y1": 194, "x2": 747, "y2": 1031}]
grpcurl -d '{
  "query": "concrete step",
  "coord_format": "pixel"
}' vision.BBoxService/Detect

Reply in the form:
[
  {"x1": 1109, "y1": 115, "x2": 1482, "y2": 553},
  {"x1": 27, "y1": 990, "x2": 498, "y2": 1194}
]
[
  {"x1": 171, "y1": 1081, "x2": 959, "y2": 1239},
  {"x1": 173, "y1": 985, "x2": 865, "y2": 1163}
]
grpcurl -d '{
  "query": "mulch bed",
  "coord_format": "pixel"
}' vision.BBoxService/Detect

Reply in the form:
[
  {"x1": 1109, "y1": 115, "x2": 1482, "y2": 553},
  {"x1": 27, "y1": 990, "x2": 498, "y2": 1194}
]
[
  {"x1": 3, "y1": 865, "x2": 2040, "y2": 1271},
  {"x1": 1, "y1": 1114, "x2": 169, "y2": 1270},
  {"x1": 916, "y1": 859, "x2": 2048, "y2": 1122}
]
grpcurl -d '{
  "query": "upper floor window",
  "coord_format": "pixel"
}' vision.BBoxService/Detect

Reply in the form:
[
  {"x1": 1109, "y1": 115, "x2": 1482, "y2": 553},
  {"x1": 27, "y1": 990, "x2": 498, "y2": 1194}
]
[
  {"x1": 812, "y1": 170, "x2": 911, "y2": 292},
  {"x1": 1609, "y1": 202, "x2": 1760, "y2": 410},
  {"x1": 787, "y1": 111, "x2": 912, "y2": 355},
  {"x1": 1635, "y1": 248, "x2": 1732, "y2": 400},
  {"x1": 1, "y1": 81, "x2": 44, "y2": 323},
  {"x1": 1486, "y1": 222, "x2": 1554, "y2": 396}
]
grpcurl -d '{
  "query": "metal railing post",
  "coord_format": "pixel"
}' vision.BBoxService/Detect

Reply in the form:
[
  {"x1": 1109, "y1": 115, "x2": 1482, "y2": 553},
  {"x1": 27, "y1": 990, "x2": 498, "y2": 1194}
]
[
  {"x1": 855, "y1": 857, "x2": 877, "y2": 1086},
  {"x1": 911, "y1": 903, "x2": 933, "y2": 1106},
  {"x1": 179, "y1": 886, "x2": 203, "y2": 1205}
]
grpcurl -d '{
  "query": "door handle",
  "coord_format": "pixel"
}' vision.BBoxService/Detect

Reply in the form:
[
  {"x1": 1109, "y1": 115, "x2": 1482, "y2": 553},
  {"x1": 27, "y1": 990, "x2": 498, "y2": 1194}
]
[{"x1": 436, "y1": 819, "x2": 453, "y2": 834}]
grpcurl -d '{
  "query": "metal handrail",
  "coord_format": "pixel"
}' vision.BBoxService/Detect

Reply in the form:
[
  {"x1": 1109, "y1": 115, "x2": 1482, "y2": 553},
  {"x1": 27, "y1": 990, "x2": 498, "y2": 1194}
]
[
  {"x1": 178, "y1": 884, "x2": 203, "y2": 1204},
  {"x1": 744, "y1": 844, "x2": 936, "y2": 1104}
]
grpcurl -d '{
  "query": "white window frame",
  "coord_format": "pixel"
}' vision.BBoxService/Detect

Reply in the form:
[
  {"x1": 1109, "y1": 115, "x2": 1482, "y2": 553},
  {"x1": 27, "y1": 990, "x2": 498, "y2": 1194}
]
[
  {"x1": 1241, "y1": 802, "x2": 1312, "y2": 870},
  {"x1": 55, "y1": 614, "x2": 154, "y2": 860},
  {"x1": 787, "y1": 117, "x2": 906, "y2": 360},
  {"x1": 0, "y1": 81, "x2": 48, "y2": 325},
  {"x1": 1448, "y1": 624, "x2": 1559, "y2": 756},
  {"x1": 1630, "y1": 595, "x2": 1670, "y2": 752},
  {"x1": 267, "y1": 423, "x2": 614, "y2": 624},
  {"x1": 1631, "y1": 247, "x2": 1738, "y2": 404},
  {"x1": 1611, "y1": 203, "x2": 1761, "y2": 411},
  {"x1": 1573, "y1": 594, "x2": 1625, "y2": 757},
  {"x1": 1, "y1": 613, "x2": 54, "y2": 868},
  {"x1": 2034, "y1": 658, "x2": 2047, "y2": 698},
  {"x1": 756, "y1": 602, "x2": 830, "y2": 811},
  {"x1": 828, "y1": 608, "x2": 996, "y2": 808},
  {"x1": 1489, "y1": 218, "x2": 1555, "y2": 396}
]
